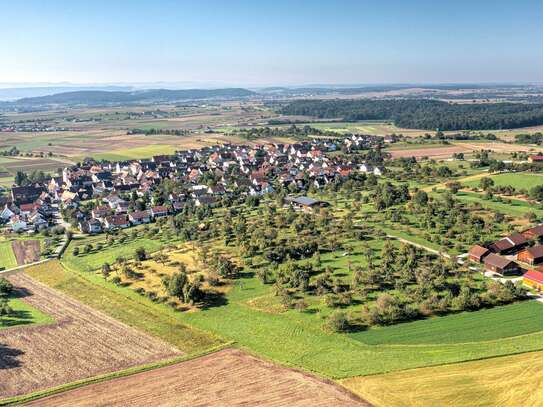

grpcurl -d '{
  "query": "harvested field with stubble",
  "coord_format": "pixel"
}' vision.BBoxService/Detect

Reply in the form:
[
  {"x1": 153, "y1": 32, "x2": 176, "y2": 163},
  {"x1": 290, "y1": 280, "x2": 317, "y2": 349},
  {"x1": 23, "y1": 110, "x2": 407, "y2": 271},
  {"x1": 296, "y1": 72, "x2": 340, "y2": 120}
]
[
  {"x1": 388, "y1": 145, "x2": 471, "y2": 159},
  {"x1": 12, "y1": 240, "x2": 40, "y2": 265},
  {"x1": 0, "y1": 273, "x2": 182, "y2": 399},
  {"x1": 24, "y1": 348, "x2": 371, "y2": 407}
]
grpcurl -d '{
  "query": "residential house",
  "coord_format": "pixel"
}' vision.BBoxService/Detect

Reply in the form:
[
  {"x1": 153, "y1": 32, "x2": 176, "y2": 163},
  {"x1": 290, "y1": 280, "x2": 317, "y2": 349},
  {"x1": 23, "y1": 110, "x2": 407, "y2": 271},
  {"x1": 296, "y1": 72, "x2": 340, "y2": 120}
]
[{"x1": 129, "y1": 210, "x2": 151, "y2": 225}]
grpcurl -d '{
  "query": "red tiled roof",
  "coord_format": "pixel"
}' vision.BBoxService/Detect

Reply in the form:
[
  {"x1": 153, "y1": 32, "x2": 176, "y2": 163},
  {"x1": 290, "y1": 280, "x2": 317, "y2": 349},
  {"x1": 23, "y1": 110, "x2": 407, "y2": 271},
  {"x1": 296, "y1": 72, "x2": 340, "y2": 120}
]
[{"x1": 524, "y1": 269, "x2": 543, "y2": 285}]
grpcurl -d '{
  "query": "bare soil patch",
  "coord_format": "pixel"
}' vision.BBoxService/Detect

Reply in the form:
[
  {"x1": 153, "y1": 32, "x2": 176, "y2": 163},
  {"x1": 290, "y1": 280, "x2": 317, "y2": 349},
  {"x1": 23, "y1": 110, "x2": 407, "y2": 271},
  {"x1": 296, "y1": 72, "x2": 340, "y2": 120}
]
[
  {"x1": 11, "y1": 240, "x2": 40, "y2": 266},
  {"x1": 24, "y1": 348, "x2": 371, "y2": 407},
  {"x1": 0, "y1": 273, "x2": 181, "y2": 399}
]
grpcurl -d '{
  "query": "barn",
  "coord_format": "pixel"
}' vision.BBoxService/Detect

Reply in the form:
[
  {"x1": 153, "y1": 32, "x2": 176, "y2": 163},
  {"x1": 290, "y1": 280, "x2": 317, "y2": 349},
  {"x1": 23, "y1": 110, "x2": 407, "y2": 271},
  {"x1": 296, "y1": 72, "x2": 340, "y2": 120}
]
[
  {"x1": 489, "y1": 233, "x2": 529, "y2": 255},
  {"x1": 517, "y1": 245, "x2": 543, "y2": 265},
  {"x1": 523, "y1": 224, "x2": 543, "y2": 241},
  {"x1": 523, "y1": 269, "x2": 543, "y2": 291},
  {"x1": 483, "y1": 253, "x2": 519, "y2": 275}
]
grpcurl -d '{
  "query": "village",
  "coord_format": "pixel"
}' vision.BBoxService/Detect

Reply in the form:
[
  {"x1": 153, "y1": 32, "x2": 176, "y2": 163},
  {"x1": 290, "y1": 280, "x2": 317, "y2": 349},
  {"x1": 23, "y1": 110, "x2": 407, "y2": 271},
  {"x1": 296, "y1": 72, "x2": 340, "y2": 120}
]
[{"x1": 0, "y1": 134, "x2": 383, "y2": 236}]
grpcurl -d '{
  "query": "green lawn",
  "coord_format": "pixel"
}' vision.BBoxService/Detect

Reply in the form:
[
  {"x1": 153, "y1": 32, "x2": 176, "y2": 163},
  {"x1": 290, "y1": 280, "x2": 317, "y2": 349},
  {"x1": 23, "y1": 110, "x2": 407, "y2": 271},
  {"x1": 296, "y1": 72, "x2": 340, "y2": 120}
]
[
  {"x1": 76, "y1": 144, "x2": 178, "y2": 161},
  {"x1": 0, "y1": 240, "x2": 17, "y2": 270},
  {"x1": 0, "y1": 297, "x2": 54, "y2": 329},
  {"x1": 463, "y1": 172, "x2": 543, "y2": 190},
  {"x1": 349, "y1": 301, "x2": 543, "y2": 345}
]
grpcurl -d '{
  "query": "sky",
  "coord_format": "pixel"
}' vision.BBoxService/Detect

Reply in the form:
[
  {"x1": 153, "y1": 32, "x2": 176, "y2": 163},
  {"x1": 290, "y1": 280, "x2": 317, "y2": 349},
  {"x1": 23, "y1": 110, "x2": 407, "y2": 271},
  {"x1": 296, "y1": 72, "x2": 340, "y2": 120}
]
[{"x1": 1, "y1": 0, "x2": 543, "y2": 87}]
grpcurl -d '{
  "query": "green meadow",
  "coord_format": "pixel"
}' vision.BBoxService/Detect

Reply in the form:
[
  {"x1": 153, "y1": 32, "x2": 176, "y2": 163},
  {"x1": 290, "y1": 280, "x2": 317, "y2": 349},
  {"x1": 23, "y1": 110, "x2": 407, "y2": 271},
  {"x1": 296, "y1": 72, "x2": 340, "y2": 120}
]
[
  {"x1": 463, "y1": 172, "x2": 543, "y2": 190},
  {"x1": 350, "y1": 301, "x2": 543, "y2": 345}
]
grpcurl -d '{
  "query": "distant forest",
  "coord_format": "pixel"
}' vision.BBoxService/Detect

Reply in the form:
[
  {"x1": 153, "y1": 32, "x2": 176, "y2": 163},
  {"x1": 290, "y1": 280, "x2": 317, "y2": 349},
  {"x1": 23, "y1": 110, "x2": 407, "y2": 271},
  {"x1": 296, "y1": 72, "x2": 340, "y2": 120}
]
[{"x1": 280, "y1": 99, "x2": 543, "y2": 130}]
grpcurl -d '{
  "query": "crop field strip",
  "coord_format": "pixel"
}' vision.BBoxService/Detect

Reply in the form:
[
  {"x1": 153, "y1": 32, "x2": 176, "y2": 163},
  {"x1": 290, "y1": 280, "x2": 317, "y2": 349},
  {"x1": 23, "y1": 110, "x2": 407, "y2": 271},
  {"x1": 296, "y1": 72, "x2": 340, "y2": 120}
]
[
  {"x1": 0, "y1": 273, "x2": 181, "y2": 399},
  {"x1": 341, "y1": 349, "x2": 543, "y2": 407},
  {"x1": 22, "y1": 349, "x2": 371, "y2": 407}
]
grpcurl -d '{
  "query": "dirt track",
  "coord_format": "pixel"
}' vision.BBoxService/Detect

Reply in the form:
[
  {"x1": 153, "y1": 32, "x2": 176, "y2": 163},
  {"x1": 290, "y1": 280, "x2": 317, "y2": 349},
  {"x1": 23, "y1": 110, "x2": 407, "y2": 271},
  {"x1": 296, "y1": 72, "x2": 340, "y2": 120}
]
[
  {"x1": 24, "y1": 348, "x2": 371, "y2": 407},
  {"x1": 0, "y1": 274, "x2": 181, "y2": 399}
]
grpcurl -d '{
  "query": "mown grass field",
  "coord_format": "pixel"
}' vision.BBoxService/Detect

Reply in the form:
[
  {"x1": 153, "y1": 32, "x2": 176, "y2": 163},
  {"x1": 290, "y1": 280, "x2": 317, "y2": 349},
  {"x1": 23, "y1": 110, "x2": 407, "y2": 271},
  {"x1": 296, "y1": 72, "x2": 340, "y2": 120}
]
[
  {"x1": 463, "y1": 172, "x2": 543, "y2": 190},
  {"x1": 80, "y1": 144, "x2": 179, "y2": 161},
  {"x1": 341, "y1": 349, "x2": 543, "y2": 407},
  {"x1": 350, "y1": 301, "x2": 543, "y2": 345},
  {"x1": 0, "y1": 297, "x2": 54, "y2": 329},
  {"x1": 0, "y1": 240, "x2": 18, "y2": 269}
]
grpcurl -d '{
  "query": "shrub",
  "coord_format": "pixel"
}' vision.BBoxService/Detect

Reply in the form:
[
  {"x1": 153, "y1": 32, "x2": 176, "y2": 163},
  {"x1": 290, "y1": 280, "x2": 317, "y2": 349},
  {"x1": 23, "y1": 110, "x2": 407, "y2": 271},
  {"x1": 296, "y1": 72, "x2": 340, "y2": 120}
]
[{"x1": 325, "y1": 311, "x2": 349, "y2": 332}]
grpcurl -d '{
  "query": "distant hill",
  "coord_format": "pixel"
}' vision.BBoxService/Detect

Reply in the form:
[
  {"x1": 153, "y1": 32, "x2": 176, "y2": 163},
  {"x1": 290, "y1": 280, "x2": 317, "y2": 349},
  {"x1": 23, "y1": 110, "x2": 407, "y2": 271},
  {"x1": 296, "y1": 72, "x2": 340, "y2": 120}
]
[
  {"x1": 0, "y1": 86, "x2": 133, "y2": 101},
  {"x1": 11, "y1": 88, "x2": 256, "y2": 106}
]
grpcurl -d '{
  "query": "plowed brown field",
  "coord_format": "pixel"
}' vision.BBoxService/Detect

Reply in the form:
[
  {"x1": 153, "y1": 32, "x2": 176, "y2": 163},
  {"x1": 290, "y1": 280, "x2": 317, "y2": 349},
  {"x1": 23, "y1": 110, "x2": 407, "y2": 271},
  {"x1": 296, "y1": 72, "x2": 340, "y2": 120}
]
[
  {"x1": 24, "y1": 348, "x2": 371, "y2": 407},
  {"x1": 11, "y1": 240, "x2": 40, "y2": 265},
  {"x1": 0, "y1": 274, "x2": 181, "y2": 399}
]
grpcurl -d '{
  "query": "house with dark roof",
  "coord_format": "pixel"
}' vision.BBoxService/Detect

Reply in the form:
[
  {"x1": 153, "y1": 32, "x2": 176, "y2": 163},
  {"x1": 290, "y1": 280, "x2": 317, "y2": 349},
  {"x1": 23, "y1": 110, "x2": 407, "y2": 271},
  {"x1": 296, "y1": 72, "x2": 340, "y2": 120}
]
[
  {"x1": 484, "y1": 253, "x2": 520, "y2": 275},
  {"x1": 285, "y1": 196, "x2": 330, "y2": 212},
  {"x1": 522, "y1": 224, "x2": 543, "y2": 241},
  {"x1": 489, "y1": 233, "x2": 529, "y2": 255},
  {"x1": 517, "y1": 245, "x2": 543, "y2": 265},
  {"x1": 11, "y1": 185, "x2": 44, "y2": 204}
]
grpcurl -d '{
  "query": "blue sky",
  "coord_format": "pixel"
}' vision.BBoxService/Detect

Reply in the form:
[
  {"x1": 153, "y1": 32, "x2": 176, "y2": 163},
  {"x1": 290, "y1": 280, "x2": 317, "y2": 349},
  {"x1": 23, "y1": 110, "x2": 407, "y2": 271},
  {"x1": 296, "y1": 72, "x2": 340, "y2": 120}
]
[{"x1": 1, "y1": 0, "x2": 543, "y2": 86}]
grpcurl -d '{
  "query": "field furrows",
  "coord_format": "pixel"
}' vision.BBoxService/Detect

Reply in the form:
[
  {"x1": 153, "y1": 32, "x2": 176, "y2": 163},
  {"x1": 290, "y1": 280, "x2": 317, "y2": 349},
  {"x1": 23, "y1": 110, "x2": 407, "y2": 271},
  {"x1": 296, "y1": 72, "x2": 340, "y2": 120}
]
[{"x1": 0, "y1": 273, "x2": 181, "y2": 399}]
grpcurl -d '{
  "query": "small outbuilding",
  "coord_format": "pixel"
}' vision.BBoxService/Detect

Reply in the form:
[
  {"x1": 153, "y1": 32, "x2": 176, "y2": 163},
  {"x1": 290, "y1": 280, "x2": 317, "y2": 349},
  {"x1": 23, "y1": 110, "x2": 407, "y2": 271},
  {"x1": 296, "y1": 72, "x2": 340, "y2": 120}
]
[
  {"x1": 285, "y1": 196, "x2": 330, "y2": 212},
  {"x1": 468, "y1": 245, "x2": 490, "y2": 263}
]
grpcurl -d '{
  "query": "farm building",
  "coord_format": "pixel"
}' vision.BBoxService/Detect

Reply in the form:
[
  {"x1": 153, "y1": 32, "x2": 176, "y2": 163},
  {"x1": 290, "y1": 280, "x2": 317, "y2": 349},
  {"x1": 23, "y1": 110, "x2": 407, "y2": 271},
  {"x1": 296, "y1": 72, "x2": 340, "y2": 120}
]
[
  {"x1": 489, "y1": 233, "x2": 529, "y2": 255},
  {"x1": 528, "y1": 154, "x2": 543, "y2": 163},
  {"x1": 285, "y1": 196, "x2": 330, "y2": 212},
  {"x1": 523, "y1": 269, "x2": 543, "y2": 291},
  {"x1": 483, "y1": 253, "x2": 520, "y2": 275},
  {"x1": 517, "y1": 245, "x2": 543, "y2": 265},
  {"x1": 468, "y1": 245, "x2": 490, "y2": 263},
  {"x1": 523, "y1": 224, "x2": 543, "y2": 241}
]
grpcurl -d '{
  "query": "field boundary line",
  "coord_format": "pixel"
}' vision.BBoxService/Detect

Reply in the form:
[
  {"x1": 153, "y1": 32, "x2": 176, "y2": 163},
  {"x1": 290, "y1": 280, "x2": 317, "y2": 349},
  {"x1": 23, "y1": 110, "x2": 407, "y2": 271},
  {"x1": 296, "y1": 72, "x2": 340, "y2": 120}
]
[
  {"x1": 0, "y1": 258, "x2": 53, "y2": 278},
  {"x1": 0, "y1": 341, "x2": 235, "y2": 406}
]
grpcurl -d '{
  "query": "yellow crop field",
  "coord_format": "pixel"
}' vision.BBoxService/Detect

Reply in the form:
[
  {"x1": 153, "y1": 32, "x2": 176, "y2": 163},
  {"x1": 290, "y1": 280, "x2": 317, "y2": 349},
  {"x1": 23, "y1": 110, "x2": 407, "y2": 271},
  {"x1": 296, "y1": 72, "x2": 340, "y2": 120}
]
[{"x1": 341, "y1": 350, "x2": 543, "y2": 407}]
